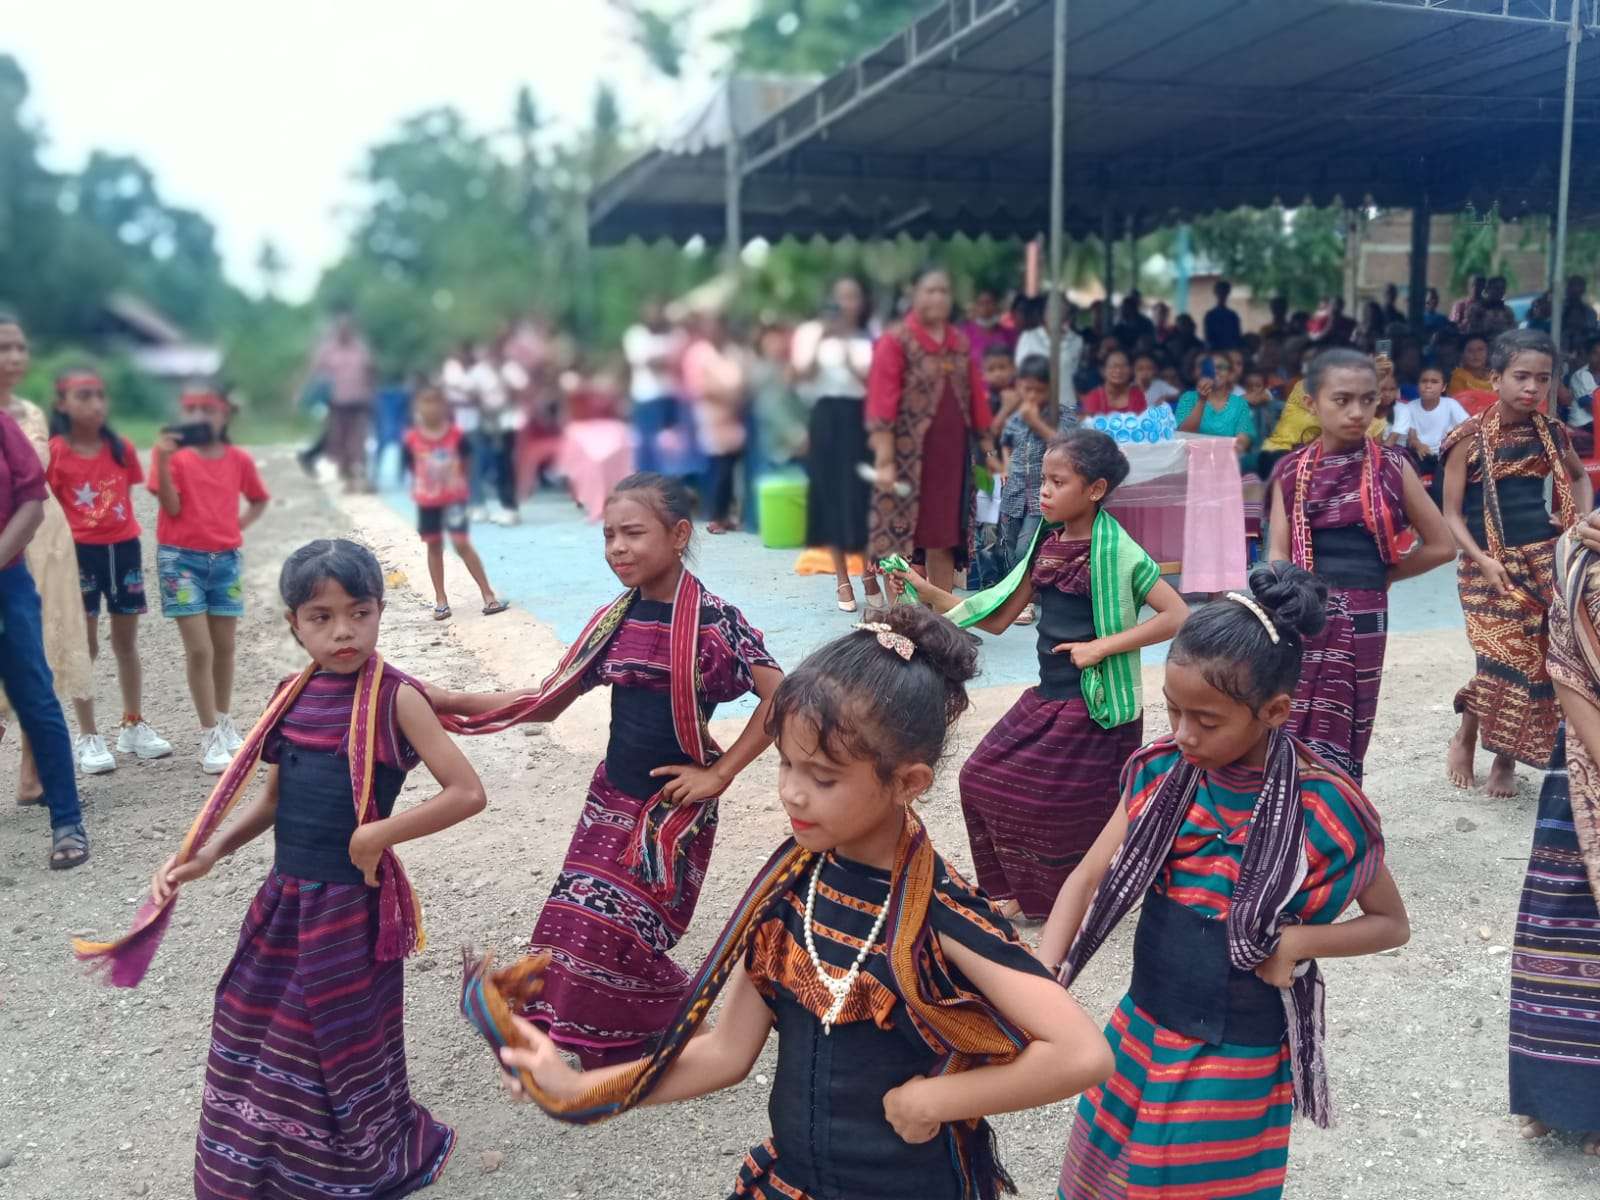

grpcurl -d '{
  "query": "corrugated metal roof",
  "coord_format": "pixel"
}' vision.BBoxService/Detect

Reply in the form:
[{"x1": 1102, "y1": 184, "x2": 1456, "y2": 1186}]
[{"x1": 590, "y1": 0, "x2": 1600, "y2": 244}]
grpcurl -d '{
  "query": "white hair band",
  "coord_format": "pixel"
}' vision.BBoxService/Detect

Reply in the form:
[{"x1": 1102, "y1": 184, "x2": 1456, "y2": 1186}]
[{"x1": 1225, "y1": 592, "x2": 1280, "y2": 644}]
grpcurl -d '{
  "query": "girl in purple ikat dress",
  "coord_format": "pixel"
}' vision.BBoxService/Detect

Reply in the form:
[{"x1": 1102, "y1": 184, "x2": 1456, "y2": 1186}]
[
  {"x1": 429, "y1": 471, "x2": 785, "y2": 1068},
  {"x1": 131, "y1": 539, "x2": 487, "y2": 1198}
]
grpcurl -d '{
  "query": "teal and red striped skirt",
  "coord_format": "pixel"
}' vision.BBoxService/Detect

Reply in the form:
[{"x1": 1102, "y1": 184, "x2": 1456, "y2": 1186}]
[{"x1": 1058, "y1": 995, "x2": 1294, "y2": 1200}]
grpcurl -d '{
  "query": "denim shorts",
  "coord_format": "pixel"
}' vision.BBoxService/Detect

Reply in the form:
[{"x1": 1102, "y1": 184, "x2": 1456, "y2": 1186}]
[
  {"x1": 77, "y1": 537, "x2": 148, "y2": 616},
  {"x1": 157, "y1": 545, "x2": 244, "y2": 618}
]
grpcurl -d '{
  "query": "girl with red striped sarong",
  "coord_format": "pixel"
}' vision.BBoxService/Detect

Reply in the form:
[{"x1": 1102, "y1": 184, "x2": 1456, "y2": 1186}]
[
  {"x1": 1267, "y1": 349, "x2": 1453, "y2": 782},
  {"x1": 464, "y1": 606, "x2": 1112, "y2": 1200},
  {"x1": 1442, "y1": 329, "x2": 1592, "y2": 797},
  {"x1": 429, "y1": 472, "x2": 783, "y2": 1067},
  {"x1": 76, "y1": 539, "x2": 488, "y2": 1199},
  {"x1": 1039, "y1": 563, "x2": 1409, "y2": 1200},
  {"x1": 894, "y1": 428, "x2": 1186, "y2": 920}
]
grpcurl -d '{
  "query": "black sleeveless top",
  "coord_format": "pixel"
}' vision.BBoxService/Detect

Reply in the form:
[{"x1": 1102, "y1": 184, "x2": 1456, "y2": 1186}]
[
  {"x1": 274, "y1": 747, "x2": 406, "y2": 884},
  {"x1": 1310, "y1": 526, "x2": 1388, "y2": 590}
]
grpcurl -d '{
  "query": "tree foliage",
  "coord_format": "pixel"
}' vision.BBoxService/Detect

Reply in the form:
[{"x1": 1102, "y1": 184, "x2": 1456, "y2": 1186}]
[
  {"x1": 720, "y1": 0, "x2": 929, "y2": 72},
  {"x1": 1190, "y1": 206, "x2": 1347, "y2": 310}
]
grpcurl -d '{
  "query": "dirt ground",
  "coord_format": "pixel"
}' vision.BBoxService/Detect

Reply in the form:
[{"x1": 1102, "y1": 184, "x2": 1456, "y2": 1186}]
[{"x1": 2, "y1": 447, "x2": 1598, "y2": 1200}]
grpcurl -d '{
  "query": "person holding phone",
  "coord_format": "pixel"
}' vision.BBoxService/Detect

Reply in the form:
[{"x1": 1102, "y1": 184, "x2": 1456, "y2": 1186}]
[
  {"x1": 150, "y1": 389, "x2": 270, "y2": 774},
  {"x1": 1175, "y1": 353, "x2": 1257, "y2": 471}
]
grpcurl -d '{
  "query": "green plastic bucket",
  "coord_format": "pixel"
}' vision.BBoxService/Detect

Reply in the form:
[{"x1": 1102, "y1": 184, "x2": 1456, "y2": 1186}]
[{"x1": 757, "y1": 474, "x2": 809, "y2": 549}]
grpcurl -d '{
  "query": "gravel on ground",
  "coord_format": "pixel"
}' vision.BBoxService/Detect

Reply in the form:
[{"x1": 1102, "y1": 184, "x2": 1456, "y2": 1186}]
[{"x1": 1, "y1": 448, "x2": 1597, "y2": 1199}]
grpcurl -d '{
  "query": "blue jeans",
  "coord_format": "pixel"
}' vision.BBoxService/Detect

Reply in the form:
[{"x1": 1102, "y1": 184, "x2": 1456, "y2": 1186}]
[
  {"x1": 632, "y1": 397, "x2": 676, "y2": 476},
  {"x1": 0, "y1": 564, "x2": 82, "y2": 830}
]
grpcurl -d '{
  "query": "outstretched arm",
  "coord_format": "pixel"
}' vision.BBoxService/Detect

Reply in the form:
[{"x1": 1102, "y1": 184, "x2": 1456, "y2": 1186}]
[
  {"x1": 423, "y1": 682, "x2": 576, "y2": 723},
  {"x1": 889, "y1": 564, "x2": 1035, "y2": 633},
  {"x1": 500, "y1": 963, "x2": 775, "y2": 1108},
  {"x1": 150, "y1": 766, "x2": 281, "y2": 904}
]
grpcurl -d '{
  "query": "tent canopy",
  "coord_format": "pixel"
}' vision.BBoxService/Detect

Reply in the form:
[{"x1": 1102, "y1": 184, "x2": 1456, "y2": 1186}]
[{"x1": 590, "y1": 0, "x2": 1600, "y2": 245}]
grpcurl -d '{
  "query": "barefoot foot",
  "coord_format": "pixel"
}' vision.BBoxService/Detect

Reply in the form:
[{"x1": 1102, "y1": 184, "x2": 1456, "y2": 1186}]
[
  {"x1": 1517, "y1": 1116, "x2": 1552, "y2": 1141},
  {"x1": 1486, "y1": 754, "x2": 1518, "y2": 798},
  {"x1": 1447, "y1": 734, "x2": 1477, "y2": 789},
  {"x1": 1584, "y1": 1132, "x2": 1600, "y2": 1156},
  {"x1": 995, "y1": 899, "x2": 1023, "y2": 920}
]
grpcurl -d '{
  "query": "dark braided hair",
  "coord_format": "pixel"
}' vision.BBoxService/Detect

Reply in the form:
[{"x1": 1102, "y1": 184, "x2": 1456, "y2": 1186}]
[
  {"x1": 1168, "y1": 562, "x2": 1327, "y2": 712},
  {"x1": 279, "y1": 538, "x2": 383, "y2": 610},
  {"x1": 766, "y1": 606, "x2": 979, "y2": 781}
]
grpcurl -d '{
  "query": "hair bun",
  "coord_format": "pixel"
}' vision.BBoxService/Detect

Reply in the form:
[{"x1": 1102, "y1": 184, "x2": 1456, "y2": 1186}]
[
  {"x1": 1246, "y1": 561, "x2": 1328, "y2": 641},
  {"x1": 884, "y1": 605, "x2": 980, "y2": 724}
]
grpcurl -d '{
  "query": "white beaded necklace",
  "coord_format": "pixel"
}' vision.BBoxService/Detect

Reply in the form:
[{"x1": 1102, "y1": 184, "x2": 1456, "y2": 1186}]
[{"x1": 803, "y1": 854, "x2": 890, "y2": 1034}]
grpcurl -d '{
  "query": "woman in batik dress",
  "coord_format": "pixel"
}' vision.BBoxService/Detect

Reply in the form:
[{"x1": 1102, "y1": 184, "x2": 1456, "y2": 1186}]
[{"x1": 1442, "y1": 330, "x2": 1591, "y2": 797}]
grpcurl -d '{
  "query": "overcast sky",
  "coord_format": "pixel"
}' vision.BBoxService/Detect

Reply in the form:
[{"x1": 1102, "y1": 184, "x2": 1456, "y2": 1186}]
[{"x1": 11, "y1": 1, "x2": 749, "y2": 299}]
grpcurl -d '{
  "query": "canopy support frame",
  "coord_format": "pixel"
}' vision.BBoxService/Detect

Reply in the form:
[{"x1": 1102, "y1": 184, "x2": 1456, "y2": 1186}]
[
  {"x1": 1047, "y1": 0, "x2": 1068, "y2": 418},
  {"x1": 1553, "y1": 0, "x2": 1582, "y2": 361}
]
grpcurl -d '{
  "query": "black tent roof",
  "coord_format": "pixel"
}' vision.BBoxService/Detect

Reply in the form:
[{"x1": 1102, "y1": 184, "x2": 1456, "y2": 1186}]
[{"x1": 590, "y1": 0, "x2": 1600, "y2": 244}]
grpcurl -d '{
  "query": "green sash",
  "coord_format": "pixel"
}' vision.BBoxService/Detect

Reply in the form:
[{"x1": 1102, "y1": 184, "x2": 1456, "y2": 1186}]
[{"x1": 947, "y1": 510, "x2": 1159, "y2": 729}]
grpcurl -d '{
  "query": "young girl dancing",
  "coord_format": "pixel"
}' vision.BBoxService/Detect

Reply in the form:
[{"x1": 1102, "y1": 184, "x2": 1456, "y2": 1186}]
[
  {"x1": 1442, "y1": 329, "x2": 1592, "y2": 796},
  {"x1": 46, "y1": 368, "x2": 171, "y2": 772},
  {"x1": 1040, "y1": 563, "x2": 1409, "y2": 1200},
  {"x1": 76, "y1": 538, "x2": 485, "y2": 1198},
  {"x1": 429, "y1": 472, "x2": 782, "y2": 1067},
  {"x1": 1267, "y1": 349, "x2": 1453, "y2": 781},
  {"x1": 150, "y1": 390, "x2": 270, "y2": 774},
  {"x1": 468, "y1": 605, "x2": 1113, "y2": 1200},
  {"x1": 896, "y1": 427, "x2": 1186, "y2": 920}
]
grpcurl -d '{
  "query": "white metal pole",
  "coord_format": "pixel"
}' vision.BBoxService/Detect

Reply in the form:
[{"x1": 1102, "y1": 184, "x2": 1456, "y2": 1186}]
[
  {"x1": 1553, "y1": 0, "x2": 1580, "y2": 364},
  {"x1": 724, "y1": 134, "x2": 743, "y2": 280},
  {"x1": 1047, "y1": 0, "x2": 1067, "y2": 420}
]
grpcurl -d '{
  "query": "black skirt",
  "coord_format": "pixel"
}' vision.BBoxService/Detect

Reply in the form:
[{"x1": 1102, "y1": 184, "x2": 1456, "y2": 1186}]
[{"x1": 805, "y1": 395, "x2": 871, "y2": 551}]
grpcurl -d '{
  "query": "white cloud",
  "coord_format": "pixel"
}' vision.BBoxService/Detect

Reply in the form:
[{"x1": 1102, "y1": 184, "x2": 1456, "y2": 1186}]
[{"x1": 13, "y1": 0, "x2": 750, "y2": 302}]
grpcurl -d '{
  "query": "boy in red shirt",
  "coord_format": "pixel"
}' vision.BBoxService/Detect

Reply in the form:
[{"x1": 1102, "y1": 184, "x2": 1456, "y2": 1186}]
[
  {"x1": 150, "y1": 391, "x2": 270, "y2": 774},
  {"x1": 46, "y1": 369, "x2": 171, "y2": 772},
  {"x1": 402, "y1": 383, "x2": 506, "y2": 621}
]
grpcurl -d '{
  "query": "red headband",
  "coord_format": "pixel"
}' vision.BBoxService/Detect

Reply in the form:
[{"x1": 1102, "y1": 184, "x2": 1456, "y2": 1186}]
[
  {"x1": 56, "y1": 373, "x2": 103, "y2": 395},
  {"x1": 181, "y1": 392, "x2": 230, "y2": 413}
]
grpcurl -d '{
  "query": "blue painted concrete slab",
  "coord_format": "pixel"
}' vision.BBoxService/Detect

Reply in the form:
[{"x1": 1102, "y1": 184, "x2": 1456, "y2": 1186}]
[{"x1": 386, "y1": 489, "x2": 1465, "y2": 714}]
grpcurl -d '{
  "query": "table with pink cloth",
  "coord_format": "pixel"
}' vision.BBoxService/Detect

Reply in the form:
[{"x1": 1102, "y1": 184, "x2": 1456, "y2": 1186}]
[
  {"x1": 558, "y1": 419, "x2": 635, "y2": 520},
  {"x1": 1104, "y1": 434, "x2": 1246, "y2": 594}
]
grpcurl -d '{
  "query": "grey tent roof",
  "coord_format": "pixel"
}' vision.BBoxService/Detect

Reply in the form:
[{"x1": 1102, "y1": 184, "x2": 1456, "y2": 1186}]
[{"x1": 589, "y1": 0, "x2": 1600, "y2": 245}]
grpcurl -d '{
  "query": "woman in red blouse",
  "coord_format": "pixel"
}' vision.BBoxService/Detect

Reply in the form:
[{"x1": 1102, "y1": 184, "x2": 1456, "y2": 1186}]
[
  {"x1": 1078, "y1": 348, "x2": 1147, "y2": 416},
  {"x1": 865, "y1": 266, "x2": 1000, "y2": 592}
]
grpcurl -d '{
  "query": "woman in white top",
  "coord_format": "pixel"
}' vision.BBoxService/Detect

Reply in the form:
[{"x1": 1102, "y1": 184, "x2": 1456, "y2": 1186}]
[
  {"x1": 795, "y1": 276, "x2": 883, "y2": 614},
  {"x1": 465, "y1": 344, "x2": 527, "y2": 525},
  {"x1": 1566, "y1": 334, "x2": 1600, "y2": 456},
  {"x1": 1014, "y1": 294, "x2": 1084, "y2": 417}
]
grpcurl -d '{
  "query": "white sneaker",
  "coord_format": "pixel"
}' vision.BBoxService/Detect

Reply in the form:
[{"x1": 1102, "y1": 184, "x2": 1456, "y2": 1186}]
[
  {"x1": 199, "y1": 727, "x2": 234, "y2": 776},
  {"x1": 467, "y1": 505, "x2": 490, "y2": 524},
  {"x1": 491, "y1": 504, "x2": 520, "y2": 526},
  {"x1": 216, "y1": 712, "x2": 246, "y2": 754},
  {"x1": 116, "y1": 721, "x2": 173, "y2": 760},
  {"x1": 75, "y1": 734, "x2": 116, "y2": 775}
]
